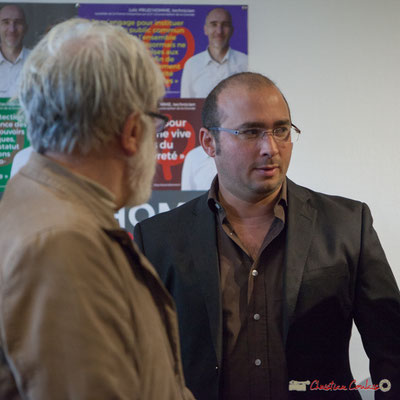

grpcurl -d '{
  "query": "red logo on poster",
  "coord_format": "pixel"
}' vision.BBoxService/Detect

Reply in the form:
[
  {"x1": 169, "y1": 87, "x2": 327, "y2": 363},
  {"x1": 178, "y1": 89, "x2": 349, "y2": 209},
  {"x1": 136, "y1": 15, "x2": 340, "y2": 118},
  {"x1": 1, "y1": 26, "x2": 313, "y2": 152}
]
[
  {"x1": 143, "y1": 20, "x2": 195, "y2": 87},
  {"x1": 156, "y1": 118, "x2": 196, "y2": 181}
]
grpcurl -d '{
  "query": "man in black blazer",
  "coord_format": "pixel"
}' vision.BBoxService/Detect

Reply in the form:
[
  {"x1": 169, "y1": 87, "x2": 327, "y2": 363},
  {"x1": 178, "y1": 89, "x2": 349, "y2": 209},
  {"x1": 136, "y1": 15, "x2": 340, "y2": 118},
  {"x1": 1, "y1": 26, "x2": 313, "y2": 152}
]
[{"x1": 134, "y1": 72, "x2": 400, "y2": 400}]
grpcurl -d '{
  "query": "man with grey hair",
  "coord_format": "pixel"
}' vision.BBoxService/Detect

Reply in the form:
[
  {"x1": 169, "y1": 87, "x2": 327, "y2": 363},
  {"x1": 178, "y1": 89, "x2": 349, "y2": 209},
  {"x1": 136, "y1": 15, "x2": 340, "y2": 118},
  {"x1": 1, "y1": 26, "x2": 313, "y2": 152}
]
[
  {"x1": 0, "y1": 18, "x2": 194, "y2": 400},
  {"x1": 0, "y1": 4, "x2": 30, "y2": 98}
]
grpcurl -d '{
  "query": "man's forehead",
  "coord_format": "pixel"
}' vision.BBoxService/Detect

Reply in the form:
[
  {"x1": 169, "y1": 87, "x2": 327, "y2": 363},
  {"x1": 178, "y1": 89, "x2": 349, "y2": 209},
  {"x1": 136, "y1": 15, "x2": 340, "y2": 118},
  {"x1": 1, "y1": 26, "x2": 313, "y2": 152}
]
[
  {"x1": 0, "y1": 6, "x2": 26, "y2": 21},
  {"x1": 217, "y1": 84, "x2": 289, "y2": 117},
  {"x1": 219, "y1": 83, "x2": 280, "y2": 100},
  {"x1": 206, "y1": 8, "x2": 231, "y2": 24}
]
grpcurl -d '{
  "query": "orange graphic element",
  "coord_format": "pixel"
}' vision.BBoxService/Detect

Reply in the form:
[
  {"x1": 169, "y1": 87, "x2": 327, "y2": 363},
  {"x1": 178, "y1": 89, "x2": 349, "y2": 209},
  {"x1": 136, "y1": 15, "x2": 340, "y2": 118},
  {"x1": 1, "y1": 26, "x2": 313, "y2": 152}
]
[
  {"x1": 143, "y1": 20, "x2": 195, "y2": 87},
  {"x1": 157, "y1": 119, "x2": 196, "y2": 181}
]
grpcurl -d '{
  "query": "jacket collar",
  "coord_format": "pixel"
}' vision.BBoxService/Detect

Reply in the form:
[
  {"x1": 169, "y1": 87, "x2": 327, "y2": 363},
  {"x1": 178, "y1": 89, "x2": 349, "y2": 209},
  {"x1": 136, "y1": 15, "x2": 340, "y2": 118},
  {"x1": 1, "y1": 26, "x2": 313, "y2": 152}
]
[
  {"x1": 191, "y1": 192, "x2": 223, "y2": 367},
  {"x1": 283, "y1": 179, "x2": 317, "y2": 343}
]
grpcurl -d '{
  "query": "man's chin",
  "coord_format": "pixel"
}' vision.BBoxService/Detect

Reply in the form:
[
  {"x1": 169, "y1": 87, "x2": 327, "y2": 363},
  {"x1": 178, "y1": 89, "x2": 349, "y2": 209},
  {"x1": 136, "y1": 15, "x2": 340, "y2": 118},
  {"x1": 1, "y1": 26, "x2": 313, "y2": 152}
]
[
  {"x1": 5, "y1": 38, "x2": 23, "y2": 48},
  {"x1": 210, "y1": 38, "x2": 228, "y2": 48}
]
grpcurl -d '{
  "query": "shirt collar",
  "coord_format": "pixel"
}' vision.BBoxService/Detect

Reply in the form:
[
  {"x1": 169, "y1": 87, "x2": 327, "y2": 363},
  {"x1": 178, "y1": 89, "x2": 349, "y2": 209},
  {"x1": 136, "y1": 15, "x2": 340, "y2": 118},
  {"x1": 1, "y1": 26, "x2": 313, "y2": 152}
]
[
  {"x1": 220, "y1": 47, "x2": 233, "y2": 63},
  {"x1": 0, "y1": 46, "x2": 26, "y2": 64},
  {"x1": 207, "y1": 176, "x2": 288, "y2": 217},
  {"x1": 204, "y1": 46, "x2": 232, "y2": 66},
  {"x1": 0, "y1": 50, "x2": 6, "y2": 64},
  {"x1": 15, "y1": 47, "x2": 27, "y2": 63}
]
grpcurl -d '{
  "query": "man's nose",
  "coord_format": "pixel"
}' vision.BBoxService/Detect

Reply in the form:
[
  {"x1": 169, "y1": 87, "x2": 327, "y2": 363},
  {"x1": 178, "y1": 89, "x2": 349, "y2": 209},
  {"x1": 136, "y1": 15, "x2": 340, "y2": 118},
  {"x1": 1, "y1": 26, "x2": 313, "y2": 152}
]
[
  {"x1": 259, "y1": 133, "x2": 279, "y2": 158},
  {"x1": 8, "y1": 22, "x2": 17, "y2": 31}
]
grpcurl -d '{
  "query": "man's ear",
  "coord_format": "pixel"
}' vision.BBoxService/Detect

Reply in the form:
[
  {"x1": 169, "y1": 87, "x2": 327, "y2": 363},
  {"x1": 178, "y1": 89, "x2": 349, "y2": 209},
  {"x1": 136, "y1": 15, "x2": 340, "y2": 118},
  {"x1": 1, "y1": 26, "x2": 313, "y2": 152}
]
[
  {"x1": 199, "y1": 127, "x2": 217, "y2": 157},
  {"x1": 120, "y1": 112, "x2": 141, "y2": 156}
]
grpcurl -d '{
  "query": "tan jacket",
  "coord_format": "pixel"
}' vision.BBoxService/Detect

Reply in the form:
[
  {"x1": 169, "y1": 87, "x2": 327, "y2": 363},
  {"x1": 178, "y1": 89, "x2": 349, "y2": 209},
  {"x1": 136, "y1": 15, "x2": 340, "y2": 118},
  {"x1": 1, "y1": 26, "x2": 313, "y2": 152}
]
[{"x1": 0, "y1": 152, "x2": 194, "y2": 400}]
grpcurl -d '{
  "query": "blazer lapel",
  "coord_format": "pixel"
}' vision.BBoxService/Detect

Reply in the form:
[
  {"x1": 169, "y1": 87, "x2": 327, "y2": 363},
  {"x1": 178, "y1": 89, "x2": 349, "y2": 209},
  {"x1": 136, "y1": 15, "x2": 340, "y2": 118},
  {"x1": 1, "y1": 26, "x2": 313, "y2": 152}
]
[
  {"x1": 283, "y1": 180, "x2": 317, "y2": 344},
  {"x1": 191, "y1": 194, "x2": 223, "y2": 366}
]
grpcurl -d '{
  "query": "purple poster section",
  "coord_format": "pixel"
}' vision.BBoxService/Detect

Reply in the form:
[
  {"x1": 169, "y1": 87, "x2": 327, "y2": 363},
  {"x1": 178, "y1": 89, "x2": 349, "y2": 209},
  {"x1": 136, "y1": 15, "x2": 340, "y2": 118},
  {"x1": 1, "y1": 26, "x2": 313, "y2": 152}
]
[{"x1": 77, "y1": 4, "x2": 248, "y2": 98}]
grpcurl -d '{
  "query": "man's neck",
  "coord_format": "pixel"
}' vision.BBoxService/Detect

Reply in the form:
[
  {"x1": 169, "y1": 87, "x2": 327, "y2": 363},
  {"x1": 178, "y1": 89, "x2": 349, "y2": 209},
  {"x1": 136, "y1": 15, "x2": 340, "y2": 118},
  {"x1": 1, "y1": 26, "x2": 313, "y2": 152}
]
[
  {"x1": 1, "y1": 45, "x2": 23, "y2": 63},
  {"x1": 218, "y1": 184, "x2": 282, "y2": 222},
  {"x1": 45, "y1": 148, "x2": 125, "y2": 208},
  {"x1": 208, "y1": 45, "x2": 229, "y2": 63},
  {"x1": 218, "y1": 184, "x2": 282, "y2": 260}
]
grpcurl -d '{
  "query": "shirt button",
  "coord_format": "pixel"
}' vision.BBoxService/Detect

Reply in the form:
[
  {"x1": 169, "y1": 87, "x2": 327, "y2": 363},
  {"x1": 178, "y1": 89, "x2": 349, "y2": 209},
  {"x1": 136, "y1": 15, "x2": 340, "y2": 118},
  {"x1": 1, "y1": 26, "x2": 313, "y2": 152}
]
[
  {"x1": 253, "y1": 313, "x2": 260, "y2": 320},
  {"x1": 255, "y1": 359, "x2": 262, "y2": 366},
  {"x1": 252, "y1": 270, "x2": 259, "y2": 277}
]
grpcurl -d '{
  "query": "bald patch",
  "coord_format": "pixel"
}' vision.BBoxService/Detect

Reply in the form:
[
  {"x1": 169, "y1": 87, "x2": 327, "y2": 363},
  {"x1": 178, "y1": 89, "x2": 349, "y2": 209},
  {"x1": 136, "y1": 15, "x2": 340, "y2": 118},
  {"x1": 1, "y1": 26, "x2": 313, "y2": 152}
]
[
  {"x1": 0, "y1": 4, "x2": 26, "y2": 23},
  {"x1": 205, "y1": 7, "x2": 232, "y2": 24}
]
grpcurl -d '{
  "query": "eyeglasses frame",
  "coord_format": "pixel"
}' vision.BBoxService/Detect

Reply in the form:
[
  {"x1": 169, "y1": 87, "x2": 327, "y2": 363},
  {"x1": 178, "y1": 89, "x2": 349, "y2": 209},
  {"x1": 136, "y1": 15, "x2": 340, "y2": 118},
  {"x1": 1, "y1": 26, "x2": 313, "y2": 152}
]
[
  {"x1": 207, "y1": 123, "x2": 301, "y2": 142},
  {"x1": 145, "y1": 111, "x2": 170, "y2": 133}
]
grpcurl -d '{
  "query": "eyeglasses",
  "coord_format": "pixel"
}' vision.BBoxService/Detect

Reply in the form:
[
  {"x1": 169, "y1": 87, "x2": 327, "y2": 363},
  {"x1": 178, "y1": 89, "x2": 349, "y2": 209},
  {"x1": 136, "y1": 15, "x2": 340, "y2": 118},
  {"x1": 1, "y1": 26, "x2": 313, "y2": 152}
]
[
  {"x1": 208, "y1": 124, "x2": 301, "y2": 143},
  {"x1": 145, "y1": 111, "x2": 169, "y2": 133}
]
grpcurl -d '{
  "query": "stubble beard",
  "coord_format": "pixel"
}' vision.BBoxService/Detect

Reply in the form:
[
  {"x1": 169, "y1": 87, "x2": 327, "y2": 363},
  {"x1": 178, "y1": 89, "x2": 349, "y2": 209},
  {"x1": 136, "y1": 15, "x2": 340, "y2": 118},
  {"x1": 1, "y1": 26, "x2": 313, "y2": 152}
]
[{"x1": 125, "y1": 132, "x2": 156, "y2": 207}]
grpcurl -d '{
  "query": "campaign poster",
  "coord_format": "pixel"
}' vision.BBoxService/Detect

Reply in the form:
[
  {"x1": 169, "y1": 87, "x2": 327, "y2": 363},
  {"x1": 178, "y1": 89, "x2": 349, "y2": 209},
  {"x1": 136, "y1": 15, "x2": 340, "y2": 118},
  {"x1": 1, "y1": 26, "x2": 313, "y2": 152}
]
[
  {"x1": 0, "y1": 3, "x2": 76, "y2": 194},
  {"x1": 0, "y1": 100, "x2": 27, "y2": 192},
  {"x1": 0, "y1": 3, "x2": 77, "y2": 100},
  {"x1": 153, "y1": 98, "x2": 204, "y2": 190},
  {"x1": 115, "y1": 189, "x2": 203, "y2": 234},
  {"x1": 77, "y1": 4, "x2": 248, "y2": 98}
]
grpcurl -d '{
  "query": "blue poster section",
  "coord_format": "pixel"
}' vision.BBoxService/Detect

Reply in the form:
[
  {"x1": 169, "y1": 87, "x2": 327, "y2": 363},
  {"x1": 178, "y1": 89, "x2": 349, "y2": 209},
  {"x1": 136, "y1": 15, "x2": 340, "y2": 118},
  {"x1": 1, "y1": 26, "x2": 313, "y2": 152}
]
[{"x1": 78, "y1": 4, "x2": 248, "y2": 97}]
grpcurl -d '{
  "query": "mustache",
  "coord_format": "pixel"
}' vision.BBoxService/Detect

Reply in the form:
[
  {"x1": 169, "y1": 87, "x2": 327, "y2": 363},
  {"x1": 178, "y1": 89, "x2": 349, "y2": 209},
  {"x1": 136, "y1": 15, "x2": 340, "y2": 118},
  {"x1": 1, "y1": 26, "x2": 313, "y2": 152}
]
[{"x1": 252, "y1": 160, "x2": 280, "y2": 169}]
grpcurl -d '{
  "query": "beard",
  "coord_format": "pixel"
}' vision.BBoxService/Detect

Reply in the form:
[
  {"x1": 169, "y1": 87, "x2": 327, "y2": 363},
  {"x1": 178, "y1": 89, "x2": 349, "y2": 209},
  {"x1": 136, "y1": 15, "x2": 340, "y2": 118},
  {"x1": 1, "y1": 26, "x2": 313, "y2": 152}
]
[{"x1": 124, "y1": 129, "x2": 156, "y2": 207}]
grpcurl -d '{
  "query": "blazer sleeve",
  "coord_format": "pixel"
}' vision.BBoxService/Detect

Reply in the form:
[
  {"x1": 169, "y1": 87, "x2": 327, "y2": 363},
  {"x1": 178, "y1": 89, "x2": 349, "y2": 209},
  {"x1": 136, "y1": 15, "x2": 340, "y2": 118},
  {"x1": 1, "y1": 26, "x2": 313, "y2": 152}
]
[{"x1": 353, "y1": 203, "x2": 400, "y2": 398}]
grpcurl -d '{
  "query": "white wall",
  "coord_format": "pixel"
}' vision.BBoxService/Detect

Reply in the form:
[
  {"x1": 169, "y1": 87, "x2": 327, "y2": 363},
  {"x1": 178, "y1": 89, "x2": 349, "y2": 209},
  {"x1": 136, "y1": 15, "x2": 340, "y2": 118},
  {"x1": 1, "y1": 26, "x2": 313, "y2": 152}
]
[
  {"x1": 7, "y1": 0, "x2": 399, "y2": 394},
  {"x1": 253, "y1": 0, "x2": 400, "y2": 391},
  {"x1": 249, "y1": 0, "x2": 399, "y2": 390}
]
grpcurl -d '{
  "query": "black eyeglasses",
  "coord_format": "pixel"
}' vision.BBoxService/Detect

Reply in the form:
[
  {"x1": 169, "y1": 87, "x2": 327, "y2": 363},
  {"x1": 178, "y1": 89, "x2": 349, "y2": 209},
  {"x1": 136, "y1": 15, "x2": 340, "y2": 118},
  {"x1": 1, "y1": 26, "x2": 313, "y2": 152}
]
[
  {"x1": 145, "y1": 111, "x2": 169, "y2": 133},
  {"x1": 208, "y1": 124, "x2": 301, "y2": 143}
]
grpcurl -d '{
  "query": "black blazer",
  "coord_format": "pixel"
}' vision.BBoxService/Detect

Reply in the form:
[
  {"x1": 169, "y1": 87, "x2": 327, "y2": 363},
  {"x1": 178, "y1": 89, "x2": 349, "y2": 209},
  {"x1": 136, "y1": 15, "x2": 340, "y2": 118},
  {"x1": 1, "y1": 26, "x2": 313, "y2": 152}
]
[{"x1": 134, "y1": 179, "x2": 400, "y2": 400}]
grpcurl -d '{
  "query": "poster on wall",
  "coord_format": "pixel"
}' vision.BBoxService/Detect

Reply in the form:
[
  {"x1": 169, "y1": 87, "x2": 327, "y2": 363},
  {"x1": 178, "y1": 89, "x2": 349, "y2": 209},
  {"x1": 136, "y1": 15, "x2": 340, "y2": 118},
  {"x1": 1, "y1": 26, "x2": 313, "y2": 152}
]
[
  {"x1": 0, "y1": 3, "x2": 76, "y2": 196},
  {"x1": 77, "y1": 4, "x2": 248, "y2": 98},
  {"x1": 0, "y1": 2, "x2": 77, "y2": 100},
  {"x1": 154, "y1": 98, "x2": 204, "y2": 190},
  {"x1": 0, "y1": 99, "x2": 28, "y2": 192}
]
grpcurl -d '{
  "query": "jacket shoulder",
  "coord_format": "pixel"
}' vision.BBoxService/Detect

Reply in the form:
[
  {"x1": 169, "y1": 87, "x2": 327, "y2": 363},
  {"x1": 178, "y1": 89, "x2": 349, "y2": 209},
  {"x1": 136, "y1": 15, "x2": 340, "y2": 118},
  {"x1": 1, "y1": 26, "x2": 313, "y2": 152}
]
[
  {"x1": 136, "y1": 192, "x2": 208, "y2": 231},
  {"x1": 288, "y1": 179, "x2": 365, "y2": 212}
]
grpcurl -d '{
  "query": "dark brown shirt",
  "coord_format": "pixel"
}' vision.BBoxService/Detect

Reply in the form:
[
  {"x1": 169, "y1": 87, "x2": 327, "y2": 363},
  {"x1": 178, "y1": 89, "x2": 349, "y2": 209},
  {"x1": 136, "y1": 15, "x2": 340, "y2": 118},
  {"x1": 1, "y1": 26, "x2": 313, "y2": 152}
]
[{"x1": 208, "y1": 180, "x2": 288, "y2": 400}]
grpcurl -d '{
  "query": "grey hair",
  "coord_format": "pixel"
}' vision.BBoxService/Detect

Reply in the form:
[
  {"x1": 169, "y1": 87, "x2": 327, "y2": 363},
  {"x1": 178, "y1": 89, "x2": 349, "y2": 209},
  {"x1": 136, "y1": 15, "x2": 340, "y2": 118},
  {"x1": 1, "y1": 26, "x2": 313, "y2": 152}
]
[{"x1": 19, "y1": 18, "x2": 165, "y2": 154}]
